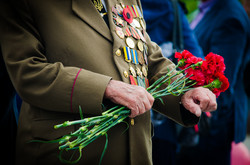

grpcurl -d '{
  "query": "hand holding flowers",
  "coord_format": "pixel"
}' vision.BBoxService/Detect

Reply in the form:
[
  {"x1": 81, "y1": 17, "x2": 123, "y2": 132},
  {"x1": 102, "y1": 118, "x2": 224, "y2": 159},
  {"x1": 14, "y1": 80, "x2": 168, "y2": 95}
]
[{"x1": 33, "y1": 50, "x2": 229, "y2": 164}]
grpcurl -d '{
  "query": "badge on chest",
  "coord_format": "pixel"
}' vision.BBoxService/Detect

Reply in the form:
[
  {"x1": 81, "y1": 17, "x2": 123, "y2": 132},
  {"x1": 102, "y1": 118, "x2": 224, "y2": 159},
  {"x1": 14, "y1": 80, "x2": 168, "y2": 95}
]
[{"x1": 112, "y1": 3, "x2": 149, "y2": 88}]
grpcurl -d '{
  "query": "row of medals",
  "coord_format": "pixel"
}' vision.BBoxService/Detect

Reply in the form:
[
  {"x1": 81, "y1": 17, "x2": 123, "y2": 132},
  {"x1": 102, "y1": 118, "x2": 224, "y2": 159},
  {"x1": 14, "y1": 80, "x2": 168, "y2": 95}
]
[{"x1": 112, "y1": 3, "x2": 149, "y2": 88}]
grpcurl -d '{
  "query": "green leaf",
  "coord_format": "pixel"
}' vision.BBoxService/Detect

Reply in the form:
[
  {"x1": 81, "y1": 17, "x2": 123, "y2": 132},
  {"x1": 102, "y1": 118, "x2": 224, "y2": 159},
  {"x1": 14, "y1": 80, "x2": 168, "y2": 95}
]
[
  {"x1": 99, "y1": 133, "x2": 108, "y2": 165},
  {"x1": 79, "y1": 106, "x2": 84, "y2": 120},
  {"x1": 158, "y1": 97, "x2": 165, "y2": 105},
  {"x1": 58, "y1": 148, "x2": 83, "y2": 164}
]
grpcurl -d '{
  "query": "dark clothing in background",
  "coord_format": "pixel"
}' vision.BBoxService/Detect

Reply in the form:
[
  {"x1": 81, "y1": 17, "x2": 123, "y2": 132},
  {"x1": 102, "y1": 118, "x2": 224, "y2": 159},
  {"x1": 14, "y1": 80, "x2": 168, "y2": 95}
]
[{"x1": 177, "y1": 0, "x2": 250, "y2": 164}]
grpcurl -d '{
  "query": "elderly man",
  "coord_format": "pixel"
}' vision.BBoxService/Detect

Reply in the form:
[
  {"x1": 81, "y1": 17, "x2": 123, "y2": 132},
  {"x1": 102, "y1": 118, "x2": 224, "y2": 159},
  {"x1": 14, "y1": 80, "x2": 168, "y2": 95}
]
[{"x1": 0, "y1": 0, "x2": 216, "y2": 164}]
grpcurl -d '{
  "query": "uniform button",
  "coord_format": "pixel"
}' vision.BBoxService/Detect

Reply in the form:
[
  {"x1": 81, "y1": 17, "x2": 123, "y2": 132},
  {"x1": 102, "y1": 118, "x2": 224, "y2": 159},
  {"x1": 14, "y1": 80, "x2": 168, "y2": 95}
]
[
  {"x1": 123, "y1": 70, "x2": 129, "y2": 78},
  {"x1": 115, "y1": 49, "x2": 122, "y2": 56},
  {"x1": 130, "y1": 118, "x2": 135, "y2": 126}
]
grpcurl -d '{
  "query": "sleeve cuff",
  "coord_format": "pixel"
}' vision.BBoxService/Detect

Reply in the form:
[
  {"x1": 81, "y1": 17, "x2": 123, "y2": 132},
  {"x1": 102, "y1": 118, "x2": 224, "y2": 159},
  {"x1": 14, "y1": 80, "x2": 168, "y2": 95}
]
[{"x1": 70, "y1": 68, "x2": 112, "y2": 116}]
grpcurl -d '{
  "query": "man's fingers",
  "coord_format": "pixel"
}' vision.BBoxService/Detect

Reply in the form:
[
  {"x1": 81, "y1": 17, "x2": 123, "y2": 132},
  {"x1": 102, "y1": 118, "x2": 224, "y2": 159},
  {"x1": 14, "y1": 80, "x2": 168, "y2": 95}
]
[
  {"x1": 105, "y1": 80, "x2": 154, "y2": 118},
  {"x1": 181, "y1": 87, "x2": 218, "y2": 117},
  {"x1": 195, "y1": 88, "x2": 217, "y2": 112},
  {"x1": 196, "y1": 91, "x2": 210, "y2": 111},
  {"x1": 181, "y1": 95, "x2": 202, "y2": 117},
  {"x1": 205, "y1": 91, "x2": 217, "y2": 111}
]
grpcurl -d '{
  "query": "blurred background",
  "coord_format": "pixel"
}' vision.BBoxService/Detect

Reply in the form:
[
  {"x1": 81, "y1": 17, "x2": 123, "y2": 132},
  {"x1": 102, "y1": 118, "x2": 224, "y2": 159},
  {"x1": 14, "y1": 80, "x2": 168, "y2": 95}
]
[{"x1": 180, "y1": 0, "x2": 250, "y2": 150}]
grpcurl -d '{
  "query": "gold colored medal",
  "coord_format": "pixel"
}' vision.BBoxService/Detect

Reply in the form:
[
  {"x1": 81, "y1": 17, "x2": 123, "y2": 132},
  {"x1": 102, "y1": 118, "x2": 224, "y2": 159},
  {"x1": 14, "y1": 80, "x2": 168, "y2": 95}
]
[
  {"x1": 140, "y1": 18, "x2": 146, "y2": 30},
  {"x1": 136, "y1": 67, "x2": 143, "y2": 78},
  {"x1": 129, "y1": 65, "x2": 137, "y2": 77},
  {"x1": 116, "y1": 27, "x2": 125, "y2": 39},
  {"x1": 137, "y1": 40, "x2": 144, "y2": 52},
  {"x1": 116, "y1": 4, "x2": 123, "y2": 15},
  {"x1": 137, "y1": 51, "x2": 145, "y2": 65},
  {"x1": 126, "y1": 37, "x2": 135, "y2": 49},
  {"x1": 142, "y1": 65, "x2": 148, "y2": 77},
  {"x1": 132, "y1": 19, "x2": 141, "y2": 28}
]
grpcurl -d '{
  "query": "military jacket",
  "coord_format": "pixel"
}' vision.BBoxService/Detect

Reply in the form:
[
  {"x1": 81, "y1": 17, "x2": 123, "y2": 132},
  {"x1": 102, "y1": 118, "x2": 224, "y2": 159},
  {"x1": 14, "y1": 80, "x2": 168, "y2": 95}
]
[{"x1": 0, "y1": 0, "x2": 199, "y2": 164}]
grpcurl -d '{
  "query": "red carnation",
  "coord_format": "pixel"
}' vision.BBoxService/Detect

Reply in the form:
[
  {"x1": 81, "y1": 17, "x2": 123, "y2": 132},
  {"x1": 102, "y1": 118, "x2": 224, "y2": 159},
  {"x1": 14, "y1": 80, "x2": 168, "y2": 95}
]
[
  {"x1": 175, "y1": 50, "x2": 201, "y2": 69},
  {"x1": 174, "y1": 52, "x2": 183, "y2": 60},
  {"x1": 202, "y1": 53, "x2": 226, "y2": 76},
  {"x1": 175, "y1": 50, "x2": 194, "y2": 60},
  {"x1": 207, "y1": 72, "x2": 229, "y2": 97},
  {"x1": 186, "y1": 56, "x2": 203, "y2": 67},
  {"x1": 185, "y1": 68, "x2": 206, "y2": 87},
  {"x1": 216, "y1": 73, "x2": 229, "y2": 92}
]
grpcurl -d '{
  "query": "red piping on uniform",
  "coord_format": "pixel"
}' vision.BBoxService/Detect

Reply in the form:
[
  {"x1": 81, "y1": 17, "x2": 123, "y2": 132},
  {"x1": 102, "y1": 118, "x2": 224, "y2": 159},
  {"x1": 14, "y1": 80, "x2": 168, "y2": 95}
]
[{"x1": 70, "y1": 68, "x2": 82, "y2": 112}]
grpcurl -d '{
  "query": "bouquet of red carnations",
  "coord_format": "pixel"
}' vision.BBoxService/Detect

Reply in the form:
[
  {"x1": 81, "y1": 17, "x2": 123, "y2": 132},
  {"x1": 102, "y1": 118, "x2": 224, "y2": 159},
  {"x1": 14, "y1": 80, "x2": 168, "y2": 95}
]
[{"x1": 34, "y1": 50, "x2": 229, "y2": 164}]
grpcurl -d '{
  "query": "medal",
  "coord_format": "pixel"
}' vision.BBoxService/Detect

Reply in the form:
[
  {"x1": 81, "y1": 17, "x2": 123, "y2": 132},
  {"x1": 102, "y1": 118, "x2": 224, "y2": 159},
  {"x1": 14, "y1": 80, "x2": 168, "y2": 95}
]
[
  {"x1": 126, "y1": 37, "x2": 135, "y2": 49},
  {"x1": 137, "y1": 51, "x2": 145, "y2": 65},
  {"x1": 129, "y1": 65, "x2": 137, "y2": 77},
  {"x1": 129, "y1": 21, "x2": 136, "y2": 29},
  {"x1": 137, "y1": 29, "x2": 146, "y2": 43},
  {"x1": 136, "y1": 67, "x2": 143, "y2": 78},
  {"x1": 132, "y1": 19, "x2": 141, "y2": 29},
  {"x1": 132, "y1": 5, "x2": 139, "y2": 17},
  {"x1": 125, "y1": 27, "x2": 131, "y2": 37},
  {"x1": 135, "y1": 5, "x2": 143, "y2": 18},
  {"x1": 129, "y1": 26, "x2": 140, "y2": 40},
  {"x1": 129, "y1": 75, "x2": 138, "y2": 85},
  {"x1": 116, "y1": 4, "x2": 123, "y2": 16},
  {"x1": 131, "y1": 49, "x2": 139, "y2": 65},
  {"x1": 137, "y1": 40, "x2": 144, "y2": 52},
  {"x1": 113, "y1": 15, "x2": 124, "y2": 27},
  {"x1": 115, "y1": 27, "x2": 124, "y2": 39},
  {"x1": 145, "y1": 78, "x2": 149, "y2": 88},
  {"x1": 112, "y1": 6, "x2": 118, "y2": 15},
  {"x1": 140, "y1": 18, "x2": 146, "y2": 30},
  {"x1": 123, "y1": 47, "x2": 132, "y2": 62},
  {"x1": 142, "y1": 65, "x2": 148, "y2": 77},
  {"x1": 128, "y1": 5, "x2": 136, "y2": 18},
  {"x1": 116, "y1": 16, "x2": 124, "y2": 27},
  {"x1": 137, "y1": 76, "x2": 146, "y2": 88}
]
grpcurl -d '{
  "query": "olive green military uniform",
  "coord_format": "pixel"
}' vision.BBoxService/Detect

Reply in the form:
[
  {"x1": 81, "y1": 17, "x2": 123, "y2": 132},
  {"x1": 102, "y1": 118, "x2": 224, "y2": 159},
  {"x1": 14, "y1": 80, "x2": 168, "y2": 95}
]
[{"x1": 0, "y1": 0, "x2": 198, "y2": 164}]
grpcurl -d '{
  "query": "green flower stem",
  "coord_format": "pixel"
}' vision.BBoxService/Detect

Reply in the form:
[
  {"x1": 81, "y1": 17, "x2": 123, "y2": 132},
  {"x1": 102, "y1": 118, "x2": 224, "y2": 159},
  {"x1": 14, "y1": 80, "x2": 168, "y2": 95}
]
[
  {"x1": 146, "y1": 65, "x2": 179, "y2": 91},
  {"x1": 36, "y1": 61, "x2": 209, "y2": 164},
  {"x1": 65, "y1": 115, "x2": 126, "y2": 152},
  {"x1": 148, "y1": 67, "x2": 189, "y2": 94},
  {"x1": 102, "y1": 105, "x2": 121, "y2": 115},
  {"x1": 54, "y1": 116, "x2": 107, "y2": 129},
  {"x1": 150, "y1": 74, "x2": 189, "y2": 98}
]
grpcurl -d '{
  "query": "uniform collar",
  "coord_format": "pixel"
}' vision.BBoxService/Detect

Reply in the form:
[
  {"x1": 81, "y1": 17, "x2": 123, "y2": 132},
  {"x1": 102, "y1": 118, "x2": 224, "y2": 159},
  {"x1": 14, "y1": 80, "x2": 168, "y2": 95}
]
[{"x1": 72, "y1": 0, "x2": 113, "y2": 42}]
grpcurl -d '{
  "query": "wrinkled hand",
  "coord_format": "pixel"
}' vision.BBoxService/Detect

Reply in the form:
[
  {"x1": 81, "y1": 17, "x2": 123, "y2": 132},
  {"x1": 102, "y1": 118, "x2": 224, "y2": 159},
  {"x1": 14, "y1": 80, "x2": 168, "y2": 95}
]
[
  {"x1": 104, "y1": 80, "x2": 154, "y2": 118},
  {"x1": 181, "y1": 87, "x2": 217, "y2": 117}
]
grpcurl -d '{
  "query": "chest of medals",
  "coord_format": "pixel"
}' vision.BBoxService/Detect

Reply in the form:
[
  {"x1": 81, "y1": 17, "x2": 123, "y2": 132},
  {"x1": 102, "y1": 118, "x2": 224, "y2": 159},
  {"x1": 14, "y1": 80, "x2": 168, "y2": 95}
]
[{"x1": 112, "y1": 3, "x2": 149, "y2": 88}]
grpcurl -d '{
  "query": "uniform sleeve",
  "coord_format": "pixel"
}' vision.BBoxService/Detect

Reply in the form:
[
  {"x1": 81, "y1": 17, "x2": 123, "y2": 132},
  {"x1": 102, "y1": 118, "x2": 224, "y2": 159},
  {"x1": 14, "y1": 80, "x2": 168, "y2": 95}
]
[{"x1": 0, "y1": 1, "x2": 111, "y2": 116}]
